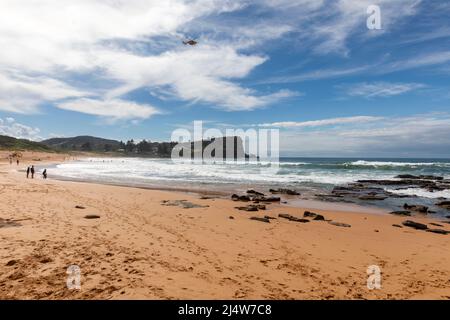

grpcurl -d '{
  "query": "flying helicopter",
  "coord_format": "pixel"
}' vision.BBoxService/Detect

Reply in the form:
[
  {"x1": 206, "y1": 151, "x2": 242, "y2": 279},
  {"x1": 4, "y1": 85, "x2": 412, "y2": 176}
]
[{"x1": 182, "y1": 39, "x2": 198, "y2": 46}]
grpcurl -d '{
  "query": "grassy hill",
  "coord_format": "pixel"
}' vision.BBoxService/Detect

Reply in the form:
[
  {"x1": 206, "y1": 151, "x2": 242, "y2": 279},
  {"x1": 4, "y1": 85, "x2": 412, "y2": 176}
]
[
  {"x1": 0, "y1": 135, "x2": 54, "y2": 152},
  {"x1": 42, "y1": 136, "x2": 121, "y2": 152}
]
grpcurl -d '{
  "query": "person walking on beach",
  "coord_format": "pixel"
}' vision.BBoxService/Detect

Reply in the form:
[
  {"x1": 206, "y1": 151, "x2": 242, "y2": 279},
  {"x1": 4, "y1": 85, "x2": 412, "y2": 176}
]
[
  {"x1": 30, "y1": 165, "x2": 35, "y2": 179},
  {"x1": 42, "y1": 169, "x2": 47, "y2": 179},
  {"x1": 26, "y1": 166, "x2": 30, "y2": 179}
]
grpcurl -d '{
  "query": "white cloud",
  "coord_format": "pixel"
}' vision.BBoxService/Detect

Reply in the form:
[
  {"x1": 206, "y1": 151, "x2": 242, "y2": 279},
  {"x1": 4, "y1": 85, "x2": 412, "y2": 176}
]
[
  {"x1": 260, "y1": 116, "x2": 383, "y2": 128},
  {"x1": 383, "y1": 51, "x2": 450, "y2": 73},
  {"x1": 0, "y1": 0, "x2": 425, "y2": 119},
  {"x1": 276, "y1": 113, "x2": 450, "y2": 157},
  {"x1": 301, "y1": 0, "x2": 421, "y2": 55},
  {"x1": 57, "y1": 98, "x2": 160, "y2": 121},
  {"x1": 98, "y1": 45, "x2": 295, "y2": 111},
  {"x1": 0, "y1": 73, "x2": 87, "y2": 113},
  {"x1": 261, "y1": 66, "x2": 369, "y2": 84},
  {"x1": 0, "y1": 117, "x2": 41, "y2": 140},
  {"x1": 0, "y1": 0, "x2": 297, "y2": 117},
  {"x1": 342, "y1": 82, "x2": 426, "y2": 98}
]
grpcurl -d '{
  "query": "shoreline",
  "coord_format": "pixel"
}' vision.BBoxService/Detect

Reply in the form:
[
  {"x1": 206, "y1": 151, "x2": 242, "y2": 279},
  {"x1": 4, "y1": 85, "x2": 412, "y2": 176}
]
[
  {"x1": 1, "y1": 151, "x2": 450, "y2": 299},
  {"x1": 40, "y1": 158, "x2": 450, "y2": 219}
]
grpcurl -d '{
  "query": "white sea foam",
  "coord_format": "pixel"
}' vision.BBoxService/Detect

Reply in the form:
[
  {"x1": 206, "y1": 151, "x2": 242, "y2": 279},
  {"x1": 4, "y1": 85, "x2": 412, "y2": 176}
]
[
  {"x1": 386, "y1": 188, "x2": 450, "y2": 199},
  {"x1": 347, "y1": 160, "x2": 450, "y2": 167},
  {"x1": 51, "y1": 157, "x2": 394, "y2": 186}
]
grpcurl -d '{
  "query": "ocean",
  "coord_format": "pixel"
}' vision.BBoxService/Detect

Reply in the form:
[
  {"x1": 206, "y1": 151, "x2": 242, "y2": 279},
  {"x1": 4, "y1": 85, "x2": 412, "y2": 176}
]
[{"x1": 49, "y1": 157, "x2": 450, "y2": 217}]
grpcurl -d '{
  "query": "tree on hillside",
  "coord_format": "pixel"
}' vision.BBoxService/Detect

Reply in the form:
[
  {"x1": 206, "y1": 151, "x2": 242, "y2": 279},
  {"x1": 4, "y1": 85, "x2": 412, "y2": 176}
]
[{"x1": 81, "y1": 142, "x2": 92, "y2": 151}]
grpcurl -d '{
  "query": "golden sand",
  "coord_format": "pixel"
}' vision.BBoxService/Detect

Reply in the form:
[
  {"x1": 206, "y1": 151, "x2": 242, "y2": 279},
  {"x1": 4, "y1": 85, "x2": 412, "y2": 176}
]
[{"x1": 0, "y1": 151, "x2": 449, "y2": 299}]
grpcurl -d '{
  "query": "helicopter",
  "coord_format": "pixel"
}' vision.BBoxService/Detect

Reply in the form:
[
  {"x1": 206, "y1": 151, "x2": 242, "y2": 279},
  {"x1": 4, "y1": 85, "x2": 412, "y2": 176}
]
[{"x1": 182, "y1": 39, "x2": 198, "y2": 46}]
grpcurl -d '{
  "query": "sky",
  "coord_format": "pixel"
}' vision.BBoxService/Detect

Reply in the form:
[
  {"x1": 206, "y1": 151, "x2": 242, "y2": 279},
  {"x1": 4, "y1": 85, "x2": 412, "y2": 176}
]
[{"x1": 0, "y1": 0, "x2": 450, "y2": 157}]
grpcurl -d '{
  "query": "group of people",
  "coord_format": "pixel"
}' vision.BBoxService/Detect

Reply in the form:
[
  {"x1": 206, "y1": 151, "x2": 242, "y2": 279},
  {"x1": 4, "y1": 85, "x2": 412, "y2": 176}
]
[{"x1": 26, "y1": 166, "x2": 47, "y2": 179}]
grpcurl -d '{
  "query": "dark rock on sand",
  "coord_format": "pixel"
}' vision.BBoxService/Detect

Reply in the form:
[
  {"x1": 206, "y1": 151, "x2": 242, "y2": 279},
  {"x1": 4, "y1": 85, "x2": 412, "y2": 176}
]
[
  {"x1": 200, "y1": 196, "x2": 216, "y2": 200},
  {"x1": 430, "y1": 222, "x2": 444, "y2": 227},
  {"x1": 247, "y1": 190, "x2": 265, "y2": 196},
  {"x1": 392, "y1": 224, "x2": 403, "y2": 228},
  {"x1": 235, "y1": 205, "x2": 258, "y2": 212},
  {"x1": 389, "y1": 211, "x2": 412, "y2": 216},
  {"x1": 75, "y1": 205, "x2": 86, "y2": 209},
  {"x1": 420, "y1": 175, "x2": 444, "y2": 181},
  {"x1": 84, "y1": 215, "x2": 101, "y2": 219},
  {"x1": 358, "y1": 195, "x2": 388, "y2": 201},
  {"x1": 396, "y1": 174, "x2": 420, "y2": 179},
  {"x1": 328, "y1": 221, "x2": 351, "y2": 228},
  {"x1": 250, "y1": 217, "x2": 271, "y2": 223},
  {"x1": 303, "y1": 211, "x2": 325, "y2": 221},
  {"x1": 229, "y1": 216, "x2": 235, "y2": 220},
  {"x1": 402, "y1": 220, "x2": 428, "y2": 230},
  {"x1": 0, "y1": 218, "x2": 22, "y2": 228},
  {"x1": 264, "y1": 215, "x2": 277, "y2": 220},
  {"x1": 259, "y1": 196, "x2": 281, "y2": 202},
  {"x1": 436, "y1": 201, "x2": 450, "y2": 210},
  {"x1": 231, "y1": 194, "x2": 250, "y2": 202},
  {"x1": 269, "y1": 188, "x2": 300, "y2": 195},
  {"x1": 426, "y1": 229, "x2": 449, "y2": 235},
  {"x1": 403, "y1": 203, "x2": 429, "y2": 213},
  {"x1": 6, "y1": 260, "x2": 17, "y2": 266},
  {"x1": 278, "y1": 213, "x2": 309, "y2": 223},
  {"x1": 395, "y1": 174, "x2": 444, "y2": 181}
]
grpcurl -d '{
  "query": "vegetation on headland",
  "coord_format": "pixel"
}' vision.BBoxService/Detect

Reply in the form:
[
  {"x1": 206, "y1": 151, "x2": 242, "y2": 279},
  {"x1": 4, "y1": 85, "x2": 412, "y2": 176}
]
[
  {"x1": 1, "y1": 134, "x2": 247, "y2": 158},
  {"x1": 0, "y1": 135, "x2": 54, "y2": 152},
  {"x1": 42, "y1": 135, "x2": 246, "y2": 158},
  {"x1": 42, "y1": 136, "x2": 178, "y2": 157}
]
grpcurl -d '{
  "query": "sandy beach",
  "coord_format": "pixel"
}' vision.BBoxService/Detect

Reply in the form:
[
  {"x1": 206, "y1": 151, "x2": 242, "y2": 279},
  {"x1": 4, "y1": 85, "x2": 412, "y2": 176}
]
[{"x1": 0, "y1": 151, "x2": 449, "y2": 300}]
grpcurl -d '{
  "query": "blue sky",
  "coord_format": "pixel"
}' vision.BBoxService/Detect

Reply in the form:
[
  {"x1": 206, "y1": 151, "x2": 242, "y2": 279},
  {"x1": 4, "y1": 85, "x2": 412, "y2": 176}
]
[{"x1": 0, "y1": 0, "x2": 450, "y2": 157}]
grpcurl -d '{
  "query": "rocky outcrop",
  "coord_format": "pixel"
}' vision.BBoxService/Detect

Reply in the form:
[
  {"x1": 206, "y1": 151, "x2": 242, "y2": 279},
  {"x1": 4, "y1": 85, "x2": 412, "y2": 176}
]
[
  {"x1": 436, "y1": 201, "x2": 450, "y2": 210},
  {"x1": 246, "y1": 190, "x2": 264, "y2": 196},
  {"x1": 235, "y1": 204, "x2": 266, "y2": 212},
  {"x1": 232, "y1": 193, "x2": 280, "y2": 203},
  {"x1": 303, "y1": 211, "x2": 325, "y2": 221},
  {"x1": 84, "y1": 215, "x2": 100, "y2": 219},
  {"x1": 278, "y1": 213, "x2": 309, "y2": 223},
  {"x1": 402, "y1": 220, "x2": 428, "y2": 230},
  {"x1": 403, "y1": 203, "x2": 429, "y2": 213},
  {"x1": 232, "y1": 194, "x2": 251, "y2": 202},
  {"x1": 269, "y1": 188, "x2": 300, "y2": 195},
  {"x1": 328, "y1": 221, "x2": 351, "y2": 228},
  {"x1": 390, "y1": 211, "x2": 412, "y2": 216},
  {"x1": 426, "y1": 229, "x2": 449, "y2": 235},
  {"x1": 250, "y1": 217, "x2": 271, "y2": 223}
]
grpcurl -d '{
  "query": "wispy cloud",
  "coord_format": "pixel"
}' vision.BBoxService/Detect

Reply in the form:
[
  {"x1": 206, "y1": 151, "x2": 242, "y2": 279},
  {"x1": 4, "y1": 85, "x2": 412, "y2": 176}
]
[
  {"x1": 259, "y1": 116, "x2": 383, "y2": 128},
  {"x1": 57, "y1": 98, "x2": 160, "y2": 122},
  {"x1": 0, "y1": 0, "x2": 300, "y2": 118},
  {"x1": 341, "y1": 81, "x2": 426, "y2": 98},
  {"x1": 0, "y1": 73, "x2": 87, "y2": 113},
  {"x1": 277, "y1": 112, "x2": 450, "y2": 157},
  {"x1": 0, "y1": 117, "x2": 41, "y2": 140},
  {"x1": 260, "y1": 66, "x2": 369, "y2": 84},
  {"x1": 382, "y1": 51, "x2": 450, "y2": 73}
]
